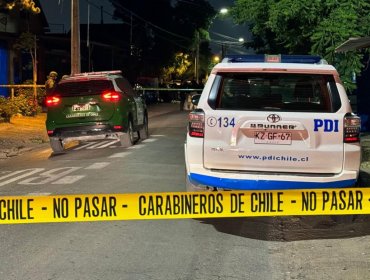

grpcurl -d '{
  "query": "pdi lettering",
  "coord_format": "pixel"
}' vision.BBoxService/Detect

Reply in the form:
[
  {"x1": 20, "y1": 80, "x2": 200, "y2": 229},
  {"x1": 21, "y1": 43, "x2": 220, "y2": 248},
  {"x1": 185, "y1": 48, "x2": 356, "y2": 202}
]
[{"x1": 314, "y1": 119, "x2": 339, "y2": 132}]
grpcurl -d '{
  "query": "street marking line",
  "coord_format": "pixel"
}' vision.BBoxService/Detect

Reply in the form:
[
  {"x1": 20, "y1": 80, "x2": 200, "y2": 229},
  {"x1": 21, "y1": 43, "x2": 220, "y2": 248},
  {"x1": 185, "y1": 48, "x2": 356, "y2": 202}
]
[
  {"x1": 18, "y1": 167, "x2": 81, "y2": 185},
  {"x1": 94, "y1": 140, "x2": 120, "y2": 148},
  {"x1": 151, "y1": 135, "x2": 165, "y2": 137},
  {"x1": 127, "y1": 145, "x2": 145, "y2": 150},
  {"x1": 109, "y1": 152, "x2": 131, "y2": 158},
  {"x1": 74, "y1": 142, "x2": 98, "y2": 150},
  {"x1": 85, "y1": 162, "x2": 111, "y2": 170},
  {"x1": 141, "y1": 139, "x2": 158, "y2": 143},
  {"x1": 27, "y1": 192, "x2": 52, "y2": 196},
  {"x1": 52, "y1": 175, "x2": 86, "y2": 184},
  {"x1": 0, "y1": 168, "x2": 45, "y2": 187},
  {"x1": 87, "y1": 140, "x2": 119, "y2": 149},
  {"x1": 86, "y1": 141, "x2": 112, "y2": 149}
]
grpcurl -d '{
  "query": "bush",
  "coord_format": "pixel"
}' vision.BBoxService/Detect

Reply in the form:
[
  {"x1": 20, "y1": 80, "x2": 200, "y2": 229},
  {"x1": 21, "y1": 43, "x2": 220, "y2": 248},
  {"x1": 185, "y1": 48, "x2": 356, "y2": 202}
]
[
  {"x1": 14, "y1": 80, "x2": 46, "y2": 106},
  {"x1": 0, "y1": 96, "x2": 18, "y2": 122},
  {"x1": 12, "y1": 94, "x2": 40, "y2": 116}
]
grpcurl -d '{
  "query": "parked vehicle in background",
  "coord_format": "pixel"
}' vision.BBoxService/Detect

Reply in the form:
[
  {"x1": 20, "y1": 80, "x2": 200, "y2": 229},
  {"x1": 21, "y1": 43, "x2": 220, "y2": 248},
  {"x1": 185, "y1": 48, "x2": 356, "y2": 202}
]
[
  {"x1": 185, "y1": 55, "x2": 361, "y2": 191},
  {"x1": 45, "y1": 70, "x2": 148, "y2": 153}
]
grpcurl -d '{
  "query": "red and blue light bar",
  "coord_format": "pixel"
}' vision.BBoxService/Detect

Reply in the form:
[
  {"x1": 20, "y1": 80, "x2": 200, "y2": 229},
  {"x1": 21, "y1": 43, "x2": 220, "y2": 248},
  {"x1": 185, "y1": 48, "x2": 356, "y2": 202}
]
[{"x1": 222, "y1": 55, "x2": 325, "y2": 64}]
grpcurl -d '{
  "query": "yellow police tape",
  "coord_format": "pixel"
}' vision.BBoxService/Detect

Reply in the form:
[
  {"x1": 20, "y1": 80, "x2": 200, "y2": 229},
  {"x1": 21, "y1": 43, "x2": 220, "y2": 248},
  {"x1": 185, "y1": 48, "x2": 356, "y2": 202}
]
[{"x1": 0, "y1": 188, "x2": 369, "y2": 224}]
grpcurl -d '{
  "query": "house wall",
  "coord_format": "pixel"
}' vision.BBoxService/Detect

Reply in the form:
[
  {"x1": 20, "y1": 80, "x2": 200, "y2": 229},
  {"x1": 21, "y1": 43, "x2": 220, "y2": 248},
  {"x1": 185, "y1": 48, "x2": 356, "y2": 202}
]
[{"x1": 0, "y1": 40, "x2": 9, "y2": 96}]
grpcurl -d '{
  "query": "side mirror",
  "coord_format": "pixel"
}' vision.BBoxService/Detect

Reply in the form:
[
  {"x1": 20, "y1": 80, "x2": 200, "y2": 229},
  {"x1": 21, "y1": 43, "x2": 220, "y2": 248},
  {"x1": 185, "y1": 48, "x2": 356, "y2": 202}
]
[{"x1": 191, "y1": 94, "x2": 201, "y2": 106}]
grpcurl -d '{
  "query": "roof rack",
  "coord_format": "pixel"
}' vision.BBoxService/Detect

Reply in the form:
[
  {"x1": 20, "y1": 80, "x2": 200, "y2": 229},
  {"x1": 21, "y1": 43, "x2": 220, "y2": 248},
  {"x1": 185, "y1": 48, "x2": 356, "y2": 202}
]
[
  {"x1": 62, "y1": 70, "x2": 122, "y2": 79},
  {"x1": 222, "y1": 55, "x2": 327, "y2": 64}
]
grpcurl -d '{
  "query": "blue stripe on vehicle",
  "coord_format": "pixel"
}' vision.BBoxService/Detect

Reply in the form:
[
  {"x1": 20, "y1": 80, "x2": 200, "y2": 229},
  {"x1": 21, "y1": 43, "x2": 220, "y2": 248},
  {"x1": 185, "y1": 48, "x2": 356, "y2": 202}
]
[{"x1": 189, "y1": 173, "x2": 356, "y2": 190}]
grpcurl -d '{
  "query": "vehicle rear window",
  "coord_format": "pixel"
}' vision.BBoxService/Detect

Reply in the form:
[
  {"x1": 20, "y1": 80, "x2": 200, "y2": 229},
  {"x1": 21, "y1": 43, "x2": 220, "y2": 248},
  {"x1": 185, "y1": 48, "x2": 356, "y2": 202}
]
[
  {"x1": 54, "y1": 80, "x2": 114, "y2": 96},
  {"x1": 213, "y1": 73, "x2": 341, "y2": 112}
]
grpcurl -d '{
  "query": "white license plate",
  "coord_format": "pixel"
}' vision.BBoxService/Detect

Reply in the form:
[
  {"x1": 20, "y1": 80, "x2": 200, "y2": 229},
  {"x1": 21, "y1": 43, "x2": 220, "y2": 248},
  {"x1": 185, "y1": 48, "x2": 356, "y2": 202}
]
[
  {"x1": 72, "y1": 104, "x2": 91, "y2": 111},
  {"x1": 254, "y1": 131, "x2": 292, "y2": 145}
]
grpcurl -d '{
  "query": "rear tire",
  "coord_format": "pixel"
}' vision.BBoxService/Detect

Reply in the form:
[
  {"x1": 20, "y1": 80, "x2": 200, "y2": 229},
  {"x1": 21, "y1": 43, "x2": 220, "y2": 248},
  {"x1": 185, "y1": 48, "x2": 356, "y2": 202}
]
[
  {"x1": 139, "y1": 114, "x2": 149, "y2": 140},
  {"x1": 120, "y1": 120, "x2": 134, "y2": 148},
  {"x1": 50, "y1": 138, "x2": 64, "y2": 153}
]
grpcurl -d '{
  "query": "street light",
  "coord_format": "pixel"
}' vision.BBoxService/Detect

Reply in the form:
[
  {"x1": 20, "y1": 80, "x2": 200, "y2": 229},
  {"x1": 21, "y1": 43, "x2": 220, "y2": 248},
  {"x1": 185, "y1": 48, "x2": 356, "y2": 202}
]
[{"x1": 220, "y1": 8, "x2": 228, "y2": 15}]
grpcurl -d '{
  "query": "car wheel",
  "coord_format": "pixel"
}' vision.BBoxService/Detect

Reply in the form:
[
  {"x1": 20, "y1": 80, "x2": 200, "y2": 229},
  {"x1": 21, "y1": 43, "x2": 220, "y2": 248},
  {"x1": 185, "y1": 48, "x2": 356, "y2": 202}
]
[
  {"x1": 50, "y1": 138, "x2": 64, "y2": 153},
  {"x1": 120, "y1": 120, "x2": 134, "y2": 148},
  {"x1": 139, "y1": 114, "x2": 149, "y2": 140}
]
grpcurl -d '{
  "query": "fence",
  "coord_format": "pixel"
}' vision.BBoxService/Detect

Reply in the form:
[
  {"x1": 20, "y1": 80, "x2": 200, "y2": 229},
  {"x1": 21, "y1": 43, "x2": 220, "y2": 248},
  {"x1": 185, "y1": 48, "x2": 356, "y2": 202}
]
[
  {"x1": 0, "y1": 84, "x2": 45, "y2": 100},
  {"x1": 135, "y1": 87, "x2": 203, "y2": 104}
]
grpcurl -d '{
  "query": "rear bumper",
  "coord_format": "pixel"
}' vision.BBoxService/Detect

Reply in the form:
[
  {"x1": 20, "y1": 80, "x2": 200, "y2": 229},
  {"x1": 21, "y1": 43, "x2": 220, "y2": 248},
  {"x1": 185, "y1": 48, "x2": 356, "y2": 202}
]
[{"x1": 186, "y1": 166, "x2": 359, "y2": 191}]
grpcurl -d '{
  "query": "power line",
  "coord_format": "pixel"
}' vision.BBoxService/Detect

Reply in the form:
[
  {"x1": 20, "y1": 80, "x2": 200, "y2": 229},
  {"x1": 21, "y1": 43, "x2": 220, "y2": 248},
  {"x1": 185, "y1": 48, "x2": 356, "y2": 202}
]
[
  {"x1": 84, "y1": 0, "x2": 130, "y2": 25},
  {"x1": 110, "y1": 1, "x2": 192, "y2": 42}
]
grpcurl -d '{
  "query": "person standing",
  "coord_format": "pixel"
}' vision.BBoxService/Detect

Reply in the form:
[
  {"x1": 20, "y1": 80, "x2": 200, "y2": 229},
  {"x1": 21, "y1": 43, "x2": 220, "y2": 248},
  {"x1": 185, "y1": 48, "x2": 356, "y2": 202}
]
[{"x1": 45, "y1": 71, "x2": 58, "y2": 95}]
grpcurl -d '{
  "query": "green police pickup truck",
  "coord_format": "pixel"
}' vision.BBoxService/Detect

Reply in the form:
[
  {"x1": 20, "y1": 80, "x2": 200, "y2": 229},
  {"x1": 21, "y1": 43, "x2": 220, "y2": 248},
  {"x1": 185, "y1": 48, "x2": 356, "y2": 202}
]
[{"x1": 45, "y1": 71, "x2": 148, "y2": 153}]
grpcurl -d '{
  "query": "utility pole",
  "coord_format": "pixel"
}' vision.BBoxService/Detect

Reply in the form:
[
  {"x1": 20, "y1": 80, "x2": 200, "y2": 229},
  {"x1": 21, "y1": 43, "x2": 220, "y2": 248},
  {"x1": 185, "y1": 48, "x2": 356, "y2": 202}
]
[
  {"x1": 33, "y1": 34, "x2": 37, "y2": 100},
  {"x1": 87, "y1": 1, "x2": 91, "y2": 71},
  {"x1": 195, "y1": 29, "x2": 200, "y2": 84},
  {"x1": 71, "y1": 0, "x2": 81, "y2": 75}
]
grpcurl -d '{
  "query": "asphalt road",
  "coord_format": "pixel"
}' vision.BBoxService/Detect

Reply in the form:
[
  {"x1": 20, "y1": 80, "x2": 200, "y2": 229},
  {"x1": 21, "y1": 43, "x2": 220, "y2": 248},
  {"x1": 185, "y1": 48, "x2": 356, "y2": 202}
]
[{"x1": 0, "y1": 108, "x2": 370, "y2": 280}]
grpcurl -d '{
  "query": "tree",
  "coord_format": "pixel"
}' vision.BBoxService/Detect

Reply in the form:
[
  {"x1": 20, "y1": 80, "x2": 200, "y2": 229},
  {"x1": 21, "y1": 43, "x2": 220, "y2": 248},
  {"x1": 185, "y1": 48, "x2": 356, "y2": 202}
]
[
  {"x1": 162, "y1": 52, "x2": 192, "y2": 82},
  {"x1": 14, "y1": 32, "x2": 38, "y2": 100},
  {"x1": 108, "y1": 0, "x2": 215, "y2": 81},
  {"x1": 0, "y1": 0, "x2": 40, "y2": 13},
  {"x1": 231, "y1": 0, "x2": 370, "y2": 91}
]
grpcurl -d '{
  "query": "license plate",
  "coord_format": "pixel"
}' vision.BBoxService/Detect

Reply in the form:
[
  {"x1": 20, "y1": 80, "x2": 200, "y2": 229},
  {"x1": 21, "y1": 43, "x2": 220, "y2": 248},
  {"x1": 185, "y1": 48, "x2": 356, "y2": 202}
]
[
  {"x1": 72, "y1": 104, "x2": 91, "y2": 111},
  {"x1": 254, "y1": 131, "x2": 292, "y2": 145}
]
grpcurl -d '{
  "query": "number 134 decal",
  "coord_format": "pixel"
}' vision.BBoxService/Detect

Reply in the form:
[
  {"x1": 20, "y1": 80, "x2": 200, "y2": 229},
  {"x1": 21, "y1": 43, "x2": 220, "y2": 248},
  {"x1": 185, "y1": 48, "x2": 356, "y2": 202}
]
[{"x1": 207, "y1": 117, "x2": 235, "y2": 128}]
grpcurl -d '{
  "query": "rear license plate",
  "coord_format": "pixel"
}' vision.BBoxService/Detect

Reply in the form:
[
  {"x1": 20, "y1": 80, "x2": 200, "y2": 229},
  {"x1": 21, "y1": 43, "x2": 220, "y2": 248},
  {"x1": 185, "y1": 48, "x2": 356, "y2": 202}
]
[
  {"x1": 72, "y1": 104, "x2": 91, "y2": 111},
  {"x1": 254, "y1": 131, "x2": 292, "y2": 145}
]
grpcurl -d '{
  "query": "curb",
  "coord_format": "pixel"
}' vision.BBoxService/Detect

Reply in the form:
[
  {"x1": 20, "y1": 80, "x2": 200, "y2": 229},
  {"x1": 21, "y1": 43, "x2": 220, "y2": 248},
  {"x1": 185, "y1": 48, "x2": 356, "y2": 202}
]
[{"x1": 0, "y1": 147, "x2": 33, "y2": 160}]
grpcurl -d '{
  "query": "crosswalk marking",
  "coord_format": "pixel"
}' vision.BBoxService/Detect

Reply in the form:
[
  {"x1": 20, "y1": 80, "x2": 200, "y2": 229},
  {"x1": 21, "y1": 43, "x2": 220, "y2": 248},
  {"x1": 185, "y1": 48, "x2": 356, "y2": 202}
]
[
  {"x1": 141, "y1": 138, "x2": 158, "y2": 143},
  {"x1": 84, "y1": 162, "x2": 111, "y2": 170},
  {"x1": 52, "y1": 175, "x2": 86, "y2": 184},
  {"x1": 87, "y1": 140, "x2": 120, "y2": 149},
  {"x1": 73, "y1": 140, "x2": 120, "y2": 150},
  {"x1": 73, "y1": 142, "x2": 98, "y2": 150},
  {"x1": 27, "y1": 192, "x2": 52, "y2": 196},
  {"x1": 109, "y1": 152, "x2": 131, "y2": 158},
  {"x1": 128, "y1": 144, "x2": 145, "y2": 149}
]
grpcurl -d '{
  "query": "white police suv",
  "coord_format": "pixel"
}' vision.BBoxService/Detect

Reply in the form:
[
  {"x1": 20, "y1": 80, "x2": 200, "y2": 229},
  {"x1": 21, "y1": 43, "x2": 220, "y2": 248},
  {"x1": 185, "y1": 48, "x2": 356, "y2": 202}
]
[{"x1": 185, "y1": 55, "x2": 361, "y2": 191}]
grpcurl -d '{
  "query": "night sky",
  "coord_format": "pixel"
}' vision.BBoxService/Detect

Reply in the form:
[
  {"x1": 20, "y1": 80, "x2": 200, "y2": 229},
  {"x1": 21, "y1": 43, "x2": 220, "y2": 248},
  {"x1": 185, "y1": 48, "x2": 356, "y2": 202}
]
[{"x1": 38, "y1": 0, "x2": 250, "y2": 55}]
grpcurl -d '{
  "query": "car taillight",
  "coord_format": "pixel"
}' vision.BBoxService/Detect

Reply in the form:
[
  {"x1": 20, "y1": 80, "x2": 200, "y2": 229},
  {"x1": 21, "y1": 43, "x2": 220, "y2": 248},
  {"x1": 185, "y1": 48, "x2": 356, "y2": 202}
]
[
  {"x1": 188, "y1": 110, "x2": 205, "y2": 138},
  {"x1": 102, "y1": 91, "x2": 121, "y2": 102},
  {"x1": 344, "y1": 114, "x2": 361, "y2": 143},
  {"x1": 45, "y1": 96, "x2": 61, "y2": 106}
]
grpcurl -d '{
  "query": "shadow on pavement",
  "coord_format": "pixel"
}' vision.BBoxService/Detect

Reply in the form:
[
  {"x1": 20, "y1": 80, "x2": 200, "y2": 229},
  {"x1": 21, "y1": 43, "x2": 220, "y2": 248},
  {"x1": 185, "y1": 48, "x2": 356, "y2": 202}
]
[{"x1": 197, "y1": 214, "x2": 370, "y2": 241}]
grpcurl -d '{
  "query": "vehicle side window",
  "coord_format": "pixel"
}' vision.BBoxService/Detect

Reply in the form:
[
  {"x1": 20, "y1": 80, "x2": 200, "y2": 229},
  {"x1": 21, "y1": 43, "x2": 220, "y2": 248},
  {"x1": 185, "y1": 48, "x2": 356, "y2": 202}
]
[{"x1": 116, "y1": 77, "x2": 137, "y2": 97}]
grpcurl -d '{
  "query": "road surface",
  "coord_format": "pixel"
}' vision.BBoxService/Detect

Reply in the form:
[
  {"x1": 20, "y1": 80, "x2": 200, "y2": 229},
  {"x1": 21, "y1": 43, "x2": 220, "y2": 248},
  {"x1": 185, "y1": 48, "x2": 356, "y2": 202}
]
[{"x1": 0, "y1": 107, "x2": 370, "y2": 280}]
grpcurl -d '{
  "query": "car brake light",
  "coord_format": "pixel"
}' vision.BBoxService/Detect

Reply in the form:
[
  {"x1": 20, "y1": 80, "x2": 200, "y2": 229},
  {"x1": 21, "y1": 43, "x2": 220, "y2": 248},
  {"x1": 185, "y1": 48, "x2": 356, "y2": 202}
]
[
  {"x1": 45, "y1": 96, "x2": 61, "y2": 106},
  {"x1": 102, "y1": 91, "x2": 121, "y2": 102},
  {"x1": 344, "y1": 114, "x2": 361, "y2": 143},
  {"x1": 47, "y1": 130, "x2": 54, "y2": 136},
  {"x1": 188, "y1": 110, "x2": 205, "y2": 138},
  {"x1": 113, "y1": 125, "x2": 122, "y2": 130}
]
